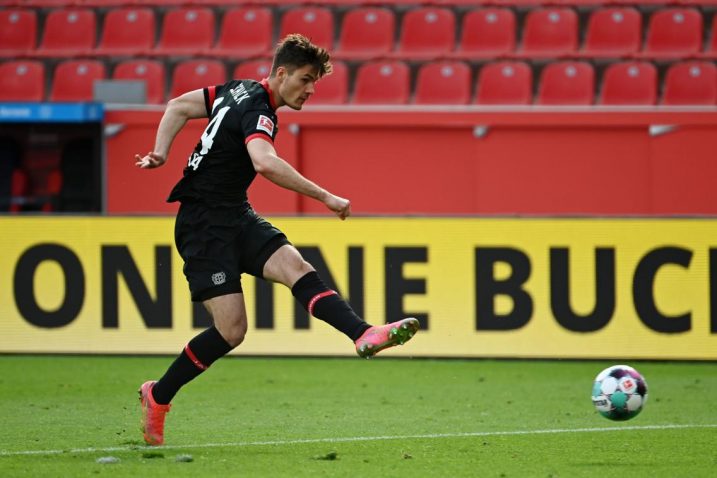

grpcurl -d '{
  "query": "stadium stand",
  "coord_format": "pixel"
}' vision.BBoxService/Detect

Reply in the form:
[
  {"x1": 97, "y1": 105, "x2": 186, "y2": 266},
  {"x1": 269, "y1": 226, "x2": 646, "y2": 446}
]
[
  {"x1": 279, "y1": 7, "x2": 334, "y2": 51},
  {"x1": 661, "y1": 61, "x2": 717, "y2": 105},
  {"x1": 38, "y1": 9, "x2": 96, "y2": 58},
  {"x1": 310, "y1": 60, "x2": 348, "y2": 104},
  {"x1": 395, "y1": 7, "x2": 456, "y2": 59},
  {"x1": 537, "y1": 61, "x2": 595, "y2": 105},
  {"x1": 334, "y1": 7, "x2": 395, "y2": 60},
  {"x1": 233, "y1": 59, "x2": 272, "y2": 81},
  {"x1": 0, "y1": 61, "x2": 45, "y2": 102},
  {"x1": 599, "y1": 61, "x2": 658, "y2": 105},
  {"x1": 582, "y1": 7, "x2": 642, "y2": 58},
  {"x1": 1, "y1": 2, "x2": 717, "y2": 105},
  {"x1": 474, "y1": 61, "x2": 533, "y2": 105},
  {"x1": 643, "y1": 8, "x2": 704, "y2": 58},
  {"x1": 520, "y1": 8, "x2": 578, "y2": 58},
  {"x1": 454, "y1": 8, "x2": 516, "y2": 59},
  {"x1": 50, "y1": 60, "x2": 105, "y2": 102},
  {"x1": 97, "y1": 8, "x2": 155, "y2": 57},
  {"x1": 214, "y1": 7, "x2": 273, "y2": 59},
  {"x1": 414, "y1": 61, "x2": 471, "y2": 105},
  {"x1": 155, "y1": 8, "x2": 214, "y2": 56},
  {"x1": 113, "y1": 60, "x2": 166, "y2": 104},
  {"x1": 0, "y1": 9, "x2": 37, "y2": 57},
  {"x1": 169, "y1": 59, "x2": 226, "y2": 99},
  {"x1": 352, "y1": 60, "x2": 410, "y2": 104}
]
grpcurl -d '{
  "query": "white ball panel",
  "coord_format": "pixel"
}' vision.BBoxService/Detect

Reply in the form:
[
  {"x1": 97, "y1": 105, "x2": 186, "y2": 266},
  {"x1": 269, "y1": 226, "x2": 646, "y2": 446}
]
[
  {"x1": 600, "y1": 376, "x2": 618, "y2": 394},
  {"x1": 626, "y1": 394, "x2": 643, "y2": 411}
]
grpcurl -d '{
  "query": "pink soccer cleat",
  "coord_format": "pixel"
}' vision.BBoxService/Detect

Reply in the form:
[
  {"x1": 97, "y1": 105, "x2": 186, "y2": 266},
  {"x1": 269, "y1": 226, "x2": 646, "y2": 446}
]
[
  {"x1": 139, "y1": 380, "x2": 171, "y2": 446},
  {"x1": 355, "y1": 317, "x2": 420, "y2": 358}
]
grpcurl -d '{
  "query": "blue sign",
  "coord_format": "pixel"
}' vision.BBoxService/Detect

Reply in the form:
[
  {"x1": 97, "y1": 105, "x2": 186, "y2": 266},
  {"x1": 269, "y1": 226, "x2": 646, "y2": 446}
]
[{"x1": 0, "y1": 103, "x2": 104, "y2": 123}]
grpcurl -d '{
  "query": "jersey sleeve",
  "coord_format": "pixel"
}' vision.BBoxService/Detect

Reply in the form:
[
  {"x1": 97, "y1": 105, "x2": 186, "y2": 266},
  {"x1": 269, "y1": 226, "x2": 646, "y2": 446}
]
[
  {"x1": 203, "y1": 81, "x2": 240, "y2": 117},
  {"x1": 241, "y1": 109, "x2": 278, "y2": 145}
]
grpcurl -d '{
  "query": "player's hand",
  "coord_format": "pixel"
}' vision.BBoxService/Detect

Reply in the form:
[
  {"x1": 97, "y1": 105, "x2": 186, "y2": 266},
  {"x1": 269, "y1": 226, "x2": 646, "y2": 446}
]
[
  {"x1": 135, "y1": 152, "x2": 166, "y2": 169},
  {"x1": 325, "y1": 194, "x2": 351, "y2": 220}
]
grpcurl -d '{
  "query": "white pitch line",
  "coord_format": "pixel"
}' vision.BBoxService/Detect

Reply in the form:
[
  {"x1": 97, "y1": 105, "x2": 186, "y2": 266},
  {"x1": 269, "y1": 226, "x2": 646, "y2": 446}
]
[{"x1": 0, "y1": 423, "x2": 715, "y2": 458}]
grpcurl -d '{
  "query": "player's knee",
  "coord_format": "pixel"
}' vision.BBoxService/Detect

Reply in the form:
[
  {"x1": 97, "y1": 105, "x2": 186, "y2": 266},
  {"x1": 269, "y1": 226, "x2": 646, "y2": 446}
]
[{"x1": 222, "y1": 320, "x2": 247, "y2": 348}]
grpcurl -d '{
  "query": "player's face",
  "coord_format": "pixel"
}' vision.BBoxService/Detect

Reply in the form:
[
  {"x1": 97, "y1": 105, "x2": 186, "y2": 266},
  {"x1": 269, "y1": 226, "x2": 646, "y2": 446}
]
[{"x1": 277, "y1": 65, "x2": 319, "y2": 110}]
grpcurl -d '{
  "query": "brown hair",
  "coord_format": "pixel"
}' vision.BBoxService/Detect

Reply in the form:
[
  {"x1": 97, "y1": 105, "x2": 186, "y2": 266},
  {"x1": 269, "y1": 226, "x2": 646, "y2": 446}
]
[{"x1": 270, "y1": 34, "x2": 332, "y2": 78}]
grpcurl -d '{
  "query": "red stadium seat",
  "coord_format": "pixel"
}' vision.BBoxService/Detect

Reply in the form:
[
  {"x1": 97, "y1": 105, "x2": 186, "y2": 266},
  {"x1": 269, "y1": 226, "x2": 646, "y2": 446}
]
[
  {"x1": 644, "y1": 8, "x2": 703, "y2": 58},
  {"x1": 537, "y1": 61, "x2": 594, "y2": 105},
  {"x1": 39, "y1": 9, "x2": 96, "y2": 57},
  {"x1": 310, "y1": 60, "x2": 348, "y2": 104},
  {"x1": 97, "y1": 8, "x2": 155, "y2": 56},
  {"x1": 0, "y1": 61, "x2": 45, "y2": 101},
  {"x1": 335, "y1": 7, "x2": 395, "y2": 60},
  {"x1": 661, "y1": 61, "x2": 717, "y2": 105},
  {"x1": 455, "y1": 8, "x2": 515, "y2": 59},
  {"x1": 352, "y1": 60, "x2": 410, "y2": 104},
  {"x1": 0, "y1": 9, "x2": 37, "y2": 57},
  {"x1": 279, "y1": 7, "x2": 334, "y2": 50},
  {"x1": 475, "y1": 61, "x2": 532, "y2": 105},
  {"x1": 521, "y1": 8, "x2": 578, "y2": 58},
  {"x1": 395, "y1": 7, "x2": 455, "y2": 59},
  {"x1": 414, "y1": 61, "x2": 471, "y2": 105},
  {"x1": 50, "y1": 60, "x2": 105, "y2": 102},
  {"x1": 233, "y1": 59, "x2": 272, "y2": 81},
  {"x1": 113, "y1": 60, "x2": 166, "y2": 104},
  {"x1": 582, "y1": 8, "x2": 642, "y2": 58},
  {"x1": 214, "y1": 7, "x2": 272, "y2": 59},
  {"x1": 156, "y1": 8, "x2": 214, "y2": 56},
  {"x1": 170, "y1": 60, "x2": 226, "y2": 99},
  {"x1": 599, "y1": 62, "x2": 657, "y2": 105}
]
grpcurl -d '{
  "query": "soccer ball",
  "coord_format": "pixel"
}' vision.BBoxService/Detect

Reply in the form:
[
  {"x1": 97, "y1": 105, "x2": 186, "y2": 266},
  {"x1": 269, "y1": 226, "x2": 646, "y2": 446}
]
[{"x1": 591, "y1": 365, "x2": 648, "y2": 421}]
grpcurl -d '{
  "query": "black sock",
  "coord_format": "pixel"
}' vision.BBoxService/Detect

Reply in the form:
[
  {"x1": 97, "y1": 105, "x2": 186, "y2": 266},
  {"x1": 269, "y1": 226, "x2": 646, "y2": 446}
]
[
  {"x1": 291, "y1": 271, "x2": 371, "y2": 341},
  {"x1": 151, "y1": 326, "x2": 233, "y2": 405}
]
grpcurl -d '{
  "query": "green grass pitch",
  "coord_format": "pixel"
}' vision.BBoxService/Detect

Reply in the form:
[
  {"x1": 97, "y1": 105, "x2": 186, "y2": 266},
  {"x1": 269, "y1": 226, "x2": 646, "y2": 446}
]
[{"x1": 0, "y1": 356, "x2": 714, "y2": 477}]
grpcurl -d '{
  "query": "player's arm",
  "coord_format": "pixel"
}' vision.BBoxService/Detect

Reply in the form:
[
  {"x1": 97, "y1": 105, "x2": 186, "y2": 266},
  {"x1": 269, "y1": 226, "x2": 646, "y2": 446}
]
[
  {"x1": 247, "y1": 138, "x2": 351, "y2": 220},
  {"x1": 135, "y1": 89, "x2": 208, "y2": 169}
]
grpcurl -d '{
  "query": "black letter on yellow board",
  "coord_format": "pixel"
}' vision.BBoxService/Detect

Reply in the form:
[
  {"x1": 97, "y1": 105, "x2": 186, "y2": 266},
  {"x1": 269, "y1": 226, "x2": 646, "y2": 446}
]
[
  {"x1": 14, "y1": 244, "x2": 84, "y2": 328},
  {"x1": 633, "y1": 246, "x2": 691, "y2": 333},
  {"x1": 385, "y1": 247, "x2": 428, "y2": 330},
  {"x1": 550, "y1": 248, "x2": 615, "y2": 332},
  {"x1": 475, "y1": 247, "x2": 532, "y2": 330},
  {"x1": 293, "y1": 246, "x2": 365, "y2": 329},
  {"x1": 102, "y1": 245, "x2": 172, "y2": 328},
  {"x1": 711, "y1": 249, "x2": 717, "y2": 333}
]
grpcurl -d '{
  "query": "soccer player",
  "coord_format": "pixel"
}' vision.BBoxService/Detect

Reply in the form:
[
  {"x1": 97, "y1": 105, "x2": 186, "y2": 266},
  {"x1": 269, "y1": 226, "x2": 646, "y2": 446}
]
[{"x1": 134, "y1": 34, "x2": 419, "y2": 446}]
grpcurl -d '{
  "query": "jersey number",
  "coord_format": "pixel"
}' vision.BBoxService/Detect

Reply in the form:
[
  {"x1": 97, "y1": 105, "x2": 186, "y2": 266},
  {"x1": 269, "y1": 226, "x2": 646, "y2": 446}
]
[{"x1": 187, "y1": 106, "x2": 230, "y2": 171}]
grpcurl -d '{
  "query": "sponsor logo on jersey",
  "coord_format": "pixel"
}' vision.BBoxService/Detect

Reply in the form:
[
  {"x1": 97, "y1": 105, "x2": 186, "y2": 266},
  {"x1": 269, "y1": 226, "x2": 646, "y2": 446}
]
[
  {"x1": 257, "y1": 115, "x2": 275, "y2": 136},
  {"x1": 212, "y1": 271, "x2": 226, "y2": 285}
]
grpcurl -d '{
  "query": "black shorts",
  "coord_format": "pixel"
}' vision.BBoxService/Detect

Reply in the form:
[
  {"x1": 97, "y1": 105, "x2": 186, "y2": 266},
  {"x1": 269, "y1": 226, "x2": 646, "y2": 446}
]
[{"x1": 174, "y1": 201, "x2": 290, "y2": 302}]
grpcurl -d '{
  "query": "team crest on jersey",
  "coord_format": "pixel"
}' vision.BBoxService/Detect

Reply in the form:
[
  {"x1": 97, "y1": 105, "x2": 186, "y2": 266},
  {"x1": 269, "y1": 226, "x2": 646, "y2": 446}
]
[{"x1": 257, "y1": 115, "x2": 275, "y2": 136}]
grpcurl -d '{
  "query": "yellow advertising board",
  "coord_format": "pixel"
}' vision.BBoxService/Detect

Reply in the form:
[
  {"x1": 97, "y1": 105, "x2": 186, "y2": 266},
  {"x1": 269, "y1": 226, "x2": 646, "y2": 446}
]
[{"x1": 0, "y1": 217, "x2": 715, "y2": 359}]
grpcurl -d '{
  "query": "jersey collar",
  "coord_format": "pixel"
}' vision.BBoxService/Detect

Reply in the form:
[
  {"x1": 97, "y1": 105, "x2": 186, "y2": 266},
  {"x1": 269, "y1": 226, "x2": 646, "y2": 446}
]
[{"x1": 260, "y1": 78, "x2": 279, "y2": 110}]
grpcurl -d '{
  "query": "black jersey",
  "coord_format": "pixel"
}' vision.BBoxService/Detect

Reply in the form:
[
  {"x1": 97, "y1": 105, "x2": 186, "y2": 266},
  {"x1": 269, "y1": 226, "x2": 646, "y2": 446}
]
[{"x1": 167, "y1": 79, "x2": 279, "y2": 207}]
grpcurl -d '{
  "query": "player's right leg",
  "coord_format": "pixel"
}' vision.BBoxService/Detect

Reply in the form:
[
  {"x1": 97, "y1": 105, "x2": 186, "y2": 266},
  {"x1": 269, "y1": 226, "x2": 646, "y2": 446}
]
[
  {"x1": 263, "y1": 244, "x2": 420, "y2": 357},
  {"x1": 139, "y1": 294, "x2": 246, "y2": 445}
]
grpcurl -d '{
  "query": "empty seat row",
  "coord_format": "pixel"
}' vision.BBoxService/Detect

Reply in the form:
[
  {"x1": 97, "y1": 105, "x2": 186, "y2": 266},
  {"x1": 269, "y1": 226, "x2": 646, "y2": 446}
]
[
  {"x1": 2, "y1": 58, "x2": 716, "y2": 106},
  {"x1": 3, "y1": 6, "x2": 717, "y2": 60}
]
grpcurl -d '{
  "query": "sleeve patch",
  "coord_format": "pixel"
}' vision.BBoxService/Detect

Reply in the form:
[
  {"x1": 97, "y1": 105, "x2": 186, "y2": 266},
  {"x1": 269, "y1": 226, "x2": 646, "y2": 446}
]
[{"x1": 256, "y1": 115, "x2": 275, "y2": 136}]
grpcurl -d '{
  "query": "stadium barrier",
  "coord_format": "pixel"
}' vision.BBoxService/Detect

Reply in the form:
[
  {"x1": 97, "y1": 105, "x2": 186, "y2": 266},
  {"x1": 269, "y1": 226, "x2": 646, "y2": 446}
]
[
  {"x1": 1, "y1": 216, "x2": 715, "y2": 360},
  {"x1": 105, "y1": 107, "x2": 717, "y2": 215}
]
